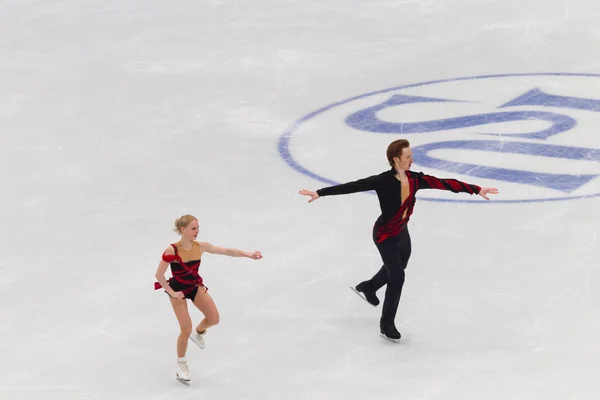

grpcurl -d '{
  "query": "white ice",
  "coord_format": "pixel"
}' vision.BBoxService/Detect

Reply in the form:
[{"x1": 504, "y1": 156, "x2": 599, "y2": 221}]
[{"x1": 2, "y1": 0, "x2": 600, "y2": 399}]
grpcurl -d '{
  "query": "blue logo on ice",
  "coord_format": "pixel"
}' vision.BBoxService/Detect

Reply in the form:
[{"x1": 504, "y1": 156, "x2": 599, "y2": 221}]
[{"x1": 278, "y1": 73, "x2": 600, "y2": 203}]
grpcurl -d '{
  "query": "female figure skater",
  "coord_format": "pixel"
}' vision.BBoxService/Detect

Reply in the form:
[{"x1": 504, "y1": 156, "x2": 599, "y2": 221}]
[
  {"x1": 154, "y1": 214, "x2": 263, "y2": 383},
  {"x1": 298, "y1": 139, "x2": 498, "y2": 342}
]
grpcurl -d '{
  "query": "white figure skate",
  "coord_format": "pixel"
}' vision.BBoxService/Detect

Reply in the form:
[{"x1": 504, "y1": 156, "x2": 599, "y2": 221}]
[
  {"x1": 176, "y1": 357, "x2": 191, "y2": 385},
  {"x1": 189, "y1": 330, "x2": 206, "y2": 349}
]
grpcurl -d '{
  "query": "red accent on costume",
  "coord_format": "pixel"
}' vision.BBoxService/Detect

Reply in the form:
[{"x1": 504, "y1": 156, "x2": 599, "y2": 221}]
[{"x1": 162, "y1": 253, "x2": 179, "y2": 263}]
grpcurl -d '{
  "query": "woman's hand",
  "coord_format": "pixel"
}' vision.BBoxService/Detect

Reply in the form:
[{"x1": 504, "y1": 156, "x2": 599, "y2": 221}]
[
  {"x1": 478, "y1": 187, "x2": 499, "y2": 200},
  {"x1": 247, "y1": 251, "x2": 263, "y2": 260},
  {"x1": 299, "y1": 189, "x2": 319, "y2": 203},
  {"x1": 170, "y1": 291, "x2": 185, "y2": 300}
]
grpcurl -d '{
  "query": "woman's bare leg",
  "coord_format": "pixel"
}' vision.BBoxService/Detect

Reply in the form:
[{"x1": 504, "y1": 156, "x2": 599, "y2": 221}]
[
  {"x1": 169, "y1": 297, "x2": 192, "y2": 357},
  {"x1": 192, "y1": 287, "x2": 219, "y2": 333}
]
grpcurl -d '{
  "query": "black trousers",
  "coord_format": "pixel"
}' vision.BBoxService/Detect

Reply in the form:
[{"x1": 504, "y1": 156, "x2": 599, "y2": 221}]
[{"x1": 368, "y1": 225, "x2": 412, "y2": 326}]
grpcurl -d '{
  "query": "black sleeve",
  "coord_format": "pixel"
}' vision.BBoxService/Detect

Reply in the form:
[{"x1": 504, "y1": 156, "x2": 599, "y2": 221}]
[{"x1": 316, "y1": 174, "x2": 382, "y2": 197}]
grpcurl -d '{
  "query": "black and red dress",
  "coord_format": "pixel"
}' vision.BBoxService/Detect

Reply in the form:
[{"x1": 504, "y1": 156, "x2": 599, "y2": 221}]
[{"x1": 155, "y1": 241, "x2": 206, "y2": 300}]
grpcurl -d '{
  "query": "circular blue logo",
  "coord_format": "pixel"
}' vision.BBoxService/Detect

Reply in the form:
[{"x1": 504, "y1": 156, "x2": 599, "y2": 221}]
[{"x1": 278, "y1": 73, "x2": 600, "y2": 203}]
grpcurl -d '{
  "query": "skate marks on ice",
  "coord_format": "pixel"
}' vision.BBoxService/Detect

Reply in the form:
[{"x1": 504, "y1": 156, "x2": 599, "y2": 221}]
[
  {"x1": 241, "y1": 272, "x2": 335, "y2": 321},
  {"x1": 0, "y1": 386, "x2": 90, "y2": 400}
]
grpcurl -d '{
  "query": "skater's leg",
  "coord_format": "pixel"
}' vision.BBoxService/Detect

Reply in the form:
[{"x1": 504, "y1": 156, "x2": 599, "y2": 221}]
[
  {"x1": 369, "y1": 224, "x2": 389, "y2": 292},
  {"x1": 363, "y1": 224, "x2": 407, "y2": 293},
  {"x1": 377, "y1": 260, "x2": 405, "y2": 340},
  {"x1": 374, "y1": 228, "x2": 411, "y2": 340},
  {"x1": 369, "y1": 265, "x2": 388, "y2": 291},
  {"x1": 354, "y1": 265, "x2": 386, "y2": 306},
  {"x1": 375, "y1": 227, "x2": 411, "y2": 291},
  {"x1": 353, "y1": 226, "x2": 390, "y2": 305},
  {"x1": 397, "y1": 227, "x2": 412, "y2": 266},
  {"x1": 192, "y1": 287, "x2": 220, "y2": 333},
  {"x1": 380, "y1": 266, "x2": 405, "y2": 325},
  {"x1": 379, "y1": 228, "x2": 411, "y2": 317},
  {"x1": 377, "y1": 238, "x2": 406, "y2": 326},
  {"x1": 169, "y1": 297, "x2": 192, "y2": 358}
]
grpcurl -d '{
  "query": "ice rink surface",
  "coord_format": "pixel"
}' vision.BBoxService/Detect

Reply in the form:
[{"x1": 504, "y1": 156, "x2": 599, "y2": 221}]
[{"x1": 2, "y1": 0, "x2": 600, "y2": 399}]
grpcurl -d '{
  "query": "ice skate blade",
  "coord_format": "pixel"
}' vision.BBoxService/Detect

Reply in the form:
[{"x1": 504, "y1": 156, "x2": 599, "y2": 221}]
[
  {"x1": 350, "y1": 286, "x2": 377, "y2": 307},
  {"x1": 380, "y1": 333, "x2": 401, "y2": 343},
  {"x1": 176, "y1": 376, "x2": 190, "y2": 385}
]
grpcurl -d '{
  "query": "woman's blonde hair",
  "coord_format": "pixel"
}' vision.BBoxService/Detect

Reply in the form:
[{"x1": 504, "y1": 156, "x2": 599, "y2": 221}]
[{"x1": 173, "y1": 214, "x2": 198, "y2": 234}]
